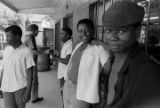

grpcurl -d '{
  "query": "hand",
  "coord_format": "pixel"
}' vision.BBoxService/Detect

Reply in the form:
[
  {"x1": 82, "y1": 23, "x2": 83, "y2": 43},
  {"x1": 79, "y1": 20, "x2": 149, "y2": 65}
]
[
  {"x1": 49, "y1": 49, "x2": 54, "y2": 54},
  {"x1": 52, "y1": 55, "x2": 58, "y2": 61},
  {"x1": 23, "y1": 90, "x2": 31, "y2": 103},
  {"x1": 54, "y1": 50, "x2": 60, "y2": 57}
]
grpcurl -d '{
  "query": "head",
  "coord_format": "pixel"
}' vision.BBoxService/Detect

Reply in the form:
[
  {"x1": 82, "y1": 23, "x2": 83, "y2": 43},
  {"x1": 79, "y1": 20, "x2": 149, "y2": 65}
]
[
  {"x1": 77, "y1": 19, "x2": 95, "y2": 43},
  {"x1": 27, "y1": 24, "x2": 39, "y2": 37},
  {"x1": 5, "y1": 25, "x2": 22, "y2": 46},
  {"x1": 61, "y1": 27, "x2": 72, "y2": 43},
  {"x1": 102, "y1": 1, "x2": 144, "y2": 53}
]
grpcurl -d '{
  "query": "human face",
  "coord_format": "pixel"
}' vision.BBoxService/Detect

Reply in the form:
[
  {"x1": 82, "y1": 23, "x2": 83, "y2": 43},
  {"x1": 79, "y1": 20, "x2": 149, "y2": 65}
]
[
  {"x1": 61, "y1": 30, "x2": 68, "y2": 43},
  {"x1": 103, "y1": 26, "x2": 137, "y2": 53},
  {"x1": 6, "y1": 31, "x2": 17, "y2": 46},
  {"x1": 77, "y1": 24, "x2": 93, "y2": 43}
]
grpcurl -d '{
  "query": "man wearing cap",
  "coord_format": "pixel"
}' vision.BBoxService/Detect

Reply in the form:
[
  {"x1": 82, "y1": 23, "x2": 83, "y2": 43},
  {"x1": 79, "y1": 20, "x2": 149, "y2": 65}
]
[{"x1": 101, "y1": 1, "x2": 160, "y2": 108}]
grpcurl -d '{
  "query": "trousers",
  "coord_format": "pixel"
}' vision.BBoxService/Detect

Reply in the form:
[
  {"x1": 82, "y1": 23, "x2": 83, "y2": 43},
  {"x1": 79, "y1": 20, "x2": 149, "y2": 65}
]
[
  {"x1": 63, "y1": 80, "x2": 90, "y2": 108},
  {"x1": 31, "y1": 55, "x2": 39, "y2": 100},
  {"x1": 3, "y1": 88, "x2": 26, "y2": 108}
]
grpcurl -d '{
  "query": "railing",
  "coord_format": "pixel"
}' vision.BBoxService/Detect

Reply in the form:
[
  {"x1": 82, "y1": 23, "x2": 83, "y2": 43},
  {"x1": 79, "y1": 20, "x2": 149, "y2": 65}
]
[
  {"x1": 0, "y1": 34, "x2": 4, "y2": 51},
  {"x1": 0, "y1": 33, "x2": 4, "y2": 59}
]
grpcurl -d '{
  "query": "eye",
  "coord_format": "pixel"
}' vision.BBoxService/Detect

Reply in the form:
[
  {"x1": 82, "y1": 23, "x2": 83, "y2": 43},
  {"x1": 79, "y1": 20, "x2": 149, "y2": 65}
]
[
  {"x1": 119, "y1": 30, "x2": 125, "y2": 34},
  {"x1": 118, "y1": 29, "x2": 127, "y2": 34},
  {"x1": 78, "y1": 30, "x2": 82, "y2": 34},
  {"x1": 86, "y1": 32, "x2": 90, "y2": 35},
  {"x1": 104, "y1": 29, "x2": 112, "y2": 33}
]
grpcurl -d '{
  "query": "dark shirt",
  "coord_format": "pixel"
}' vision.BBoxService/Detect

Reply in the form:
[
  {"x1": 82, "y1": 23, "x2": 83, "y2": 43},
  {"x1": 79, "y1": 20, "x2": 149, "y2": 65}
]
[
  {"x1": 25, "y1": 35, "x2": 37, "y2": 62},
  {"x1": 99, "y1": 43, "x2": 160, "y2": 108},
  {"x1": 31, "y1": 36, "x2": 37, "y2": 50}
]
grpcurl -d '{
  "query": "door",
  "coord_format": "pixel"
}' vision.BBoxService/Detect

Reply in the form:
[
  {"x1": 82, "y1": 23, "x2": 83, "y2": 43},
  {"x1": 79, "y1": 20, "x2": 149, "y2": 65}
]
[
  {"x1": 55, "y1": 21, "x2": 61, "y2": 52},
  {"x1": 43, "y1": 28, "x2": 54, "y2": 49},
  {"x1": 63, "y1": 13, "x2": 73, "y2": 29}
]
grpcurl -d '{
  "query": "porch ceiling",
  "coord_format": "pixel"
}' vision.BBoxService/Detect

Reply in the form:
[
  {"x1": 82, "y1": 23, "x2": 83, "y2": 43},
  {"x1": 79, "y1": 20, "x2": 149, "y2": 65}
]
[{"x1": 0, "y1": 0, "x2": 65, "y2": 15}]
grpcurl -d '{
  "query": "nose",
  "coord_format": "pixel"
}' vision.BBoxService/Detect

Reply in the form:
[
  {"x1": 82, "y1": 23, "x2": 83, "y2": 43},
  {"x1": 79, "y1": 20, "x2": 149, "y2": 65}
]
[
  {"x1": 79, "y1": 32, "x2": 87, "y2": 38},
  {"x1": 109, "y1": 31, "x2": 119, "y2": 41}
]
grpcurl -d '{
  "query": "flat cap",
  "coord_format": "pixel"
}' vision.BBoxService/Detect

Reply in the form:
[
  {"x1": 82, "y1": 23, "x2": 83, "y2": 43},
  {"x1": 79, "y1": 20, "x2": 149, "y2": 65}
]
[{"x1": 103, "y1": 1, "x2": 145, "y2": 27}]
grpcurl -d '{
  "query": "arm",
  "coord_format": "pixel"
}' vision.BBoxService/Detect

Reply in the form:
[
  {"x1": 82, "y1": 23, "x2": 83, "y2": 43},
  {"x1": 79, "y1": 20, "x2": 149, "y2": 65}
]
[
  {"x1": 53, "y1": 54, "x2": 71, "y2": 65},
  {"x1": 23, "y1": 66, "x2": 33, "y2": 102},
  {"x1": 32, "y1": 50, "x2": 43, "y2": 55},
  {"x1": 52, "y1": 42, "x2": 72, "y2": 65}
]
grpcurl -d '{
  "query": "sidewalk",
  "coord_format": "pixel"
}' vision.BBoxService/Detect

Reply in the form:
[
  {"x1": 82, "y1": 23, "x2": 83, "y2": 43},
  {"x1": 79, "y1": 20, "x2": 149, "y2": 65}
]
[{"x1": 0, "y1": 67, "x2": 63, "y2": 108}]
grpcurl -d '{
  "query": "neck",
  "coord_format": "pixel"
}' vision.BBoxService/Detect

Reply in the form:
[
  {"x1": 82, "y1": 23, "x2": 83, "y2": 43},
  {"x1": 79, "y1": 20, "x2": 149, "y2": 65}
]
[
  {"x1": 114, "y1": 49, "x2": 131, "y2": 61},
  {"x1": 12, "y1": 41, "x2": 22, "y2": 49}
]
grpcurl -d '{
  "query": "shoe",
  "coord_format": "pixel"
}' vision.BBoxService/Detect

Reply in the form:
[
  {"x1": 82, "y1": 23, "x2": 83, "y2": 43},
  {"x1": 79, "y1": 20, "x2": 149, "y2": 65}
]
[{"x1": 31, "y1": 97, "x2": 44, "y2": 103}]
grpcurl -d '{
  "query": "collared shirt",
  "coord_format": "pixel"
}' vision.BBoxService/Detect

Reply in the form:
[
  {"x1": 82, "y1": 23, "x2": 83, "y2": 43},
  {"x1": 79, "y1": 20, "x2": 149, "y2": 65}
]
[
  {"x1": 1, "y1": 44, "x2": 35, "y2": 92},
  {"x1": 0, "y1": 46, "x2": 14, "y2": 82},
  {"x1": 0, "y1": 45, "x2": 14, "y2": 68},
  {"x1": 65, "y1": 42, "x2": 109, "y2": 103},
  {"x1": 57, "y1": 39, "x2": 72, "y2": 79}
]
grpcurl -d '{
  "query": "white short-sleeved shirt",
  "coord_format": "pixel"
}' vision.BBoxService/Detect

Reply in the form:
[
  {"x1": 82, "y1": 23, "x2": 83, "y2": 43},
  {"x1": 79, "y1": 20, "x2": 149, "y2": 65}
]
[
  {"x1": 65, "y1": 42, "x2": 109, "y2": 103},
  {"x1": 0, "y1": 45, "x2": 14, "y2": 68},
  {"x1": 1, "y1": 44, "x2": 35, "y2": 92},
  {"x1": 57, "y1": 39, "x2": 72, "y2": 79},
  {"x1": 3, "y1": 45, "x2": 14, "y2": 58},
  {"x1": 0, "y1": 46, "x2": 14, "y2": 77}
]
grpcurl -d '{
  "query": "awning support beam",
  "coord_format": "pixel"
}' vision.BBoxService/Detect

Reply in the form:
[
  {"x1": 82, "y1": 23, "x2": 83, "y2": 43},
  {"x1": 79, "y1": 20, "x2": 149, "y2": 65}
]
[{"x1": 0, "y1": 0, "x2": 17, "y2": 12}]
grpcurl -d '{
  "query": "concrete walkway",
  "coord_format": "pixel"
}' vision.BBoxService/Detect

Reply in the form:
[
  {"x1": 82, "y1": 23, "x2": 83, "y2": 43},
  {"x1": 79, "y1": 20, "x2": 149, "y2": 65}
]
[{"x1": 0, "y1": 67, "x2": 63, "y2": 108}]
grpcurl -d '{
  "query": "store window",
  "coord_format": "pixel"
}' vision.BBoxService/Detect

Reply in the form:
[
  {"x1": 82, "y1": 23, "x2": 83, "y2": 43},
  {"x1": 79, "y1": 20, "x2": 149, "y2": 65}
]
[
  {"x1": 137, "y1": 0, "x2": 160, "y2": 62},
  {"x1": 90, "y1": 0, "x2": 160, "y2": 63}
]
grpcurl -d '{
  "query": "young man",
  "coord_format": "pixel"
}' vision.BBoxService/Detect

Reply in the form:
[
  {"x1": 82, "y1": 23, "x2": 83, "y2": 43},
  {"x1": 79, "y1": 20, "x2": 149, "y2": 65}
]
[
  {"x1": 1, "y1": 25, "x2": 34, "y2": 108},
  {"x1": 25, "y1": 24, "x2": 43, "y2": 103},
  {"x1": 102, "y1": 1, "x2": 160, "y2": 108},
  {"x1": 63, "y1": 19, "x2": 109, "y2": 108},
  {"x1": 52, "y1": 28, "x2": 73, "y2": 93}
]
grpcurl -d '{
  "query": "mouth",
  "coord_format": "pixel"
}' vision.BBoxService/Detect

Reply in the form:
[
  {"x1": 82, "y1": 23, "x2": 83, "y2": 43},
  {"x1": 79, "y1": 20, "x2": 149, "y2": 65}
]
[
  {"x1": 108, "y1": 42, "x2": 120, "y2": 49},
  {"x1": 82, "y1": 36, "x2": 87, "y2": 40},
  {"x1": 110, "y1": 45, "x2": 119, "y2": 49},
  {"x1": 80, "y1": 36, "x2": 88, "y2": 41}
]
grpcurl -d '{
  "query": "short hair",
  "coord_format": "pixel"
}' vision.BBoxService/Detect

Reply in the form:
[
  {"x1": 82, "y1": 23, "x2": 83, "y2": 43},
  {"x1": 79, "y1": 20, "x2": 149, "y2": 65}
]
[
  {"x1": 5, "y1": 25, "x2": 22, "y2": 38},
  {"x1": 27, "y1": 24, "x2": 39, "y2": 31},
  {"x1": 62, "y1": 27, "x2": 72, "y2": 39},
  {"x1": 77, "y1": 19, "x2": 95, "y2": 30}
]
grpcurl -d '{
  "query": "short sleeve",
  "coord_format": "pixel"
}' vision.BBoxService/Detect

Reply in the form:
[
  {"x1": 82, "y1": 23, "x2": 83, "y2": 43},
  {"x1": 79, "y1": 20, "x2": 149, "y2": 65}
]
[
  {"x1": 66, "y1": 42, "x2": 73, "y2": 55},
  {"x1": 99, "y1": 45, "x2": 110, "y2": 66},
  {"x1": 24, "y1": 49, "x2": 35, "y2": 69}
]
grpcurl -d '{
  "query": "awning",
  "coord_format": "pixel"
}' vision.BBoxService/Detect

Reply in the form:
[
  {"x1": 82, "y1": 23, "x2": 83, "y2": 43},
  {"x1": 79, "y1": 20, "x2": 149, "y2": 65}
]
[{"x1": 0, "y1": 0, "x2": 65, "y2": 15}]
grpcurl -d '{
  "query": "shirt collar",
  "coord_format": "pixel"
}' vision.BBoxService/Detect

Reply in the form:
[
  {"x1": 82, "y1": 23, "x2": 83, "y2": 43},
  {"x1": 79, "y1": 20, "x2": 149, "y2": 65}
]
[
  {"x1": 13, "y1": 44, "x2": 24, "y2": 52},
  {"x1": 64, "y1": 39, "x2": 72, "y2": 45}
]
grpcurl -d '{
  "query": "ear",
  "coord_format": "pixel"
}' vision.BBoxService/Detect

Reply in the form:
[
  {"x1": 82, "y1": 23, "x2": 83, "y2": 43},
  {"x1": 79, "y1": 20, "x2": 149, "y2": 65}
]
[
  {"x1": 66, "y1": 34, "x2": 70, "y2": 40},
  {"x1": 15, "y1": 35, "x2": 21, "y2": 40}
]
